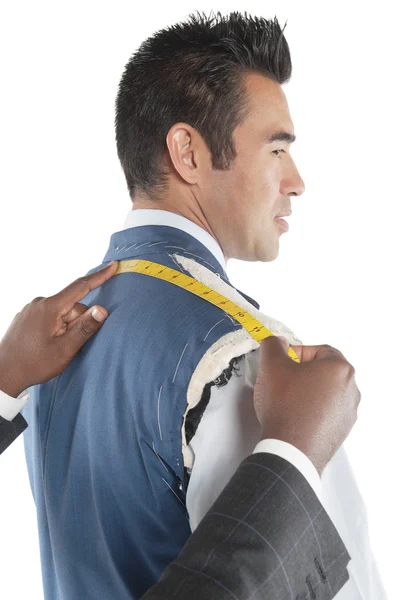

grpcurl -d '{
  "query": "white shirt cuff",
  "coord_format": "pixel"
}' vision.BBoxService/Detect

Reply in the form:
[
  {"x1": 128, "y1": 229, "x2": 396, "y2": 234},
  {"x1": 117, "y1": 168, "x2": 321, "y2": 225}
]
[
  {"x1": 0, "y1": 388, "x2": 30, "y2": 421},
  {"x1": 253, "y1": 439, "x2": 322, "y2": 502}
]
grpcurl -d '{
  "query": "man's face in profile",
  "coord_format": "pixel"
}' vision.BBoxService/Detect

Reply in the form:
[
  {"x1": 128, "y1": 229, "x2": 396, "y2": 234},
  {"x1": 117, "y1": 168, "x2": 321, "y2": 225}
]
[{"x1": 204, "y1": 72, "x2": 305, "y2": 263}]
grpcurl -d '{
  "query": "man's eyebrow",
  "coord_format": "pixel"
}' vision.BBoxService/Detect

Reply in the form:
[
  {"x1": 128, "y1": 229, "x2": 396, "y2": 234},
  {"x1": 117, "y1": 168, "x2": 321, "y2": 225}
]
[{"x1": 266, "y1": 131, "x2": 296, "y2": 144}]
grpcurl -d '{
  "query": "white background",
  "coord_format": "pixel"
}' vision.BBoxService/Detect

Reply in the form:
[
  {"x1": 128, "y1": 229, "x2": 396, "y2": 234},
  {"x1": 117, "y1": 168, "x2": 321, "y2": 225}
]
[{"x1": 0, "y1": 1, "x2": 397, "y2": 598}]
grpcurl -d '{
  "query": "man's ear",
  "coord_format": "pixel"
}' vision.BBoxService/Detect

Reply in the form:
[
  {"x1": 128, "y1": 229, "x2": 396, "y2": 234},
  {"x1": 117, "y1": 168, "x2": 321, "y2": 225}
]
[{"x1": 165, "y1": 123, "x2": 207, "y2": 185}]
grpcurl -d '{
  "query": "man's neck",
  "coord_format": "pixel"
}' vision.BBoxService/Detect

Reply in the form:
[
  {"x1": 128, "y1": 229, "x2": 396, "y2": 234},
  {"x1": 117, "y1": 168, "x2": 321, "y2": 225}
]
[{"x1": 132, "y1": 198, "x2": 226, "y2": 261}]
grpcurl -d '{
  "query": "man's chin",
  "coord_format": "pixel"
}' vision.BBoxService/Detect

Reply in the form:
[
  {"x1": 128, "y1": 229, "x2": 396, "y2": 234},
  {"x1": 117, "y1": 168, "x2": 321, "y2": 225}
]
[
  {"x1": 256, "y1": 243, "x2": 279, "y2": 263},
  {"x1": 231, "y1": 240, "x2": 279, "y2": 262}
]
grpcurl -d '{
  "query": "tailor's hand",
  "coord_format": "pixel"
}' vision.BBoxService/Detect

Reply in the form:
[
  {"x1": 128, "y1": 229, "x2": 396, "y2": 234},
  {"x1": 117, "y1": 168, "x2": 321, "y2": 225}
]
[
  {"x1": 254, "y1": 335, "x2": 361, "y2": 475},
  {"x1": 0, "y1": 261, "x2": 118, "y2": 398}
]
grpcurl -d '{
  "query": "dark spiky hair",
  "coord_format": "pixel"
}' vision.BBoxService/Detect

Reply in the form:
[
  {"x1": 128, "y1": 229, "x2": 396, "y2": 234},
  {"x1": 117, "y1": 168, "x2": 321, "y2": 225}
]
[{"x1": 115, "y1": 11, "x2": 291, "y2": 200}]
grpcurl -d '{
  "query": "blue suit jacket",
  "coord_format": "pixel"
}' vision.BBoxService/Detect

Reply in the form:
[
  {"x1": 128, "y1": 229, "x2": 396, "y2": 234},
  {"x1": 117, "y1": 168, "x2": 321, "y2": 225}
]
[{"x1": 23, "y1": 224, "x2": 256, "y2": 599}]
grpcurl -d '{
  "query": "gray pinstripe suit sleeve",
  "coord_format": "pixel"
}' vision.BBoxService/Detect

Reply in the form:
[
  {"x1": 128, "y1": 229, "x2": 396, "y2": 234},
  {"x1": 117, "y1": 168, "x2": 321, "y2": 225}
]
[
  {"x1": 143, "y1": 452, "x2": 350, "y2": 600},
  {"x1": 0, "y1": 413, "x2": 28, "y2": 455}
]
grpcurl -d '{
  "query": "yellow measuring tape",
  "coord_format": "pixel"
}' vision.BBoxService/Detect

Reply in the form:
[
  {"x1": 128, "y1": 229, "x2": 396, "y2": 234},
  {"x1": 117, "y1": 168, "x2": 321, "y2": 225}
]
[{"x1": 115, "y1": 259, "x2": 300, "y2": 363}]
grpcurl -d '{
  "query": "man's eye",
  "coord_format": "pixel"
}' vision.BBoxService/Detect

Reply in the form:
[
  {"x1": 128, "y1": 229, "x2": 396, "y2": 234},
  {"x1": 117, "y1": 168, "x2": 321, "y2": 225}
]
[{"x1": 272, "y1": 149, "x2": 285, "y2": 157}]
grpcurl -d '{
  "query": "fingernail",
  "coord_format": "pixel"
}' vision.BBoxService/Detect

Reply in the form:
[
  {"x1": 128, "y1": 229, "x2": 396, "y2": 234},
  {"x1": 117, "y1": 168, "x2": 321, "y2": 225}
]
[{"x1": 92, "y1": 308, "x2": 107, "y2": 322}]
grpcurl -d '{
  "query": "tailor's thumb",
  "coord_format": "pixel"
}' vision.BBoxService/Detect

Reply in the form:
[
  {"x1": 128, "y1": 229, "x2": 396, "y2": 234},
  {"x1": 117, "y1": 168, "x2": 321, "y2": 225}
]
[
  {"x1": 259, "y1": 335, "x2": 290, "y2": 362},
  {"x1": 65, "y1": 305, "x2": 108, "y2": 351}
]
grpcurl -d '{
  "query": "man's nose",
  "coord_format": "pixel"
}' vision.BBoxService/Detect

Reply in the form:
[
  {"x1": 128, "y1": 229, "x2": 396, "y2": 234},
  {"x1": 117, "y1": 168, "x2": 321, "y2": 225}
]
[{"x1": 281, "y1": 158, "x2": 305, "y2": 197}]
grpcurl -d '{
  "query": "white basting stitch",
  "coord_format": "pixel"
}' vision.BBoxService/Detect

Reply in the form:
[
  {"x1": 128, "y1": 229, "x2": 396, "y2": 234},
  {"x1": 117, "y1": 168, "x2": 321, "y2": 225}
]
[
  {"x1": 225, "y1": 313, "x2": 241, "y2": 327},
  {"x1": 133, "y1": 241, "x2": 151, "y2": 251},
  {"x1": 165, "y1": 246, "x2": 186, "y2": 251},
  {"x1": 124, "y1": 244, "x2": 137, "y2": 252},
  {"x1": 167, "y1": 247, "x2": 224, "y2": 274},
  {"x1": 181, "y1": 251, "x2": 217, "y2": 271},
  {"x1": 162, "y1": 477, "x2": 186, "y2": 508},
  {"x1": 203, "y1": 319, "x2": 225, "y2": 342},
  {"x1": 173, "y1": 251, "x2": 230, "y2": 286},
  {"x1": 167, "y1": 253, "x2": 186, "y2": 274},
  {"x1": 181, "y1": 251, "x2": 229, "y2": 282},
  {"x1": 115, "y1": 246, "x2": 127, "y2": 254},
  {"x1": 172, "y1": 343, "x2": 188, "y2": 383},
  {"x1": 157, "y1": 385, "x2": 163, "y2": 441},
  {"x1": 148, "y1": 241, "x2": 169, "y2": 247},
  {"x1": 152, "y1": 441, "x2": 169, "y2": 473}
]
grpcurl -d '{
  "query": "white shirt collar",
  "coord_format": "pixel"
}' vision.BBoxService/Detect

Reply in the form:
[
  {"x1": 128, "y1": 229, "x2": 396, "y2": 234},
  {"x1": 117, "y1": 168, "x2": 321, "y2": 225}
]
[{"x1": 123, "y1": 209, "x2": 226, "y2": 270}]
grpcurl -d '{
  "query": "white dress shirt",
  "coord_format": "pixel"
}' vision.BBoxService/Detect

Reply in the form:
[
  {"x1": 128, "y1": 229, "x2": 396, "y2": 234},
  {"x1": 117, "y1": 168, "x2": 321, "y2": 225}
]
[{"x1": 0, "y1": 389, "x2": 29, "y2": 421}]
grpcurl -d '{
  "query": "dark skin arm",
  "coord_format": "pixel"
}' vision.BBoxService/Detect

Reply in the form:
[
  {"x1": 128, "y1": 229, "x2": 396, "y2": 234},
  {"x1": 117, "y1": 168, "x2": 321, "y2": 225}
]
[{"x1": 0, "y1": 261, "x2": 118, "y2": 398}]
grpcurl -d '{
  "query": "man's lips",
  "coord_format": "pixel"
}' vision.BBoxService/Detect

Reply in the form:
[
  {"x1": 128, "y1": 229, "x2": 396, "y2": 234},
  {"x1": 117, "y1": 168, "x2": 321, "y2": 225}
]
[{"x1": 274, "y1": 213, "x2": 291, "y2": 231}]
